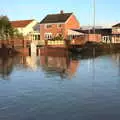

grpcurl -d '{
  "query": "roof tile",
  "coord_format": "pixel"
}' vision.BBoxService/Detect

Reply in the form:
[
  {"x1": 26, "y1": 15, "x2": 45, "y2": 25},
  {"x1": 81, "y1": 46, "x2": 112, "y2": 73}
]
[
  {"x1": 10, "y1": 19, "x2": 34, "y2": 28},
  {"x1": 40, "y1": 13, "x2": 72, "y2": 24}
]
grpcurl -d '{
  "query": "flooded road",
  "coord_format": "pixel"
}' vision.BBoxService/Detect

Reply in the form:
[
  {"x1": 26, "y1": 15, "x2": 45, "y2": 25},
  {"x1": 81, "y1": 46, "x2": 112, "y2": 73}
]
[{"x1": 0, "y1": 50, "x2": 120, "y2": 120}]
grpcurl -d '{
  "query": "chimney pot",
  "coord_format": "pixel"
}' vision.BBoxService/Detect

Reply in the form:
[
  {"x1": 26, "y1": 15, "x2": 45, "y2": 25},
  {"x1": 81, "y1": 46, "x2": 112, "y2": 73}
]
[{"x1": 60, "y1": 10, "x2": 64, "y2": 14}]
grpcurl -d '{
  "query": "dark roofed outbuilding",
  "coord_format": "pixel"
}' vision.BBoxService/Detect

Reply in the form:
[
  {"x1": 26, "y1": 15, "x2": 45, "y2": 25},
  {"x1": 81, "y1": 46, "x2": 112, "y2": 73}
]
[
  {"x1": 73, "y1": 28, "x2": 112, "y2": 35},
  {"x1": 40, "y1": 13, "x2": 72, "y2": 24},
  {"x1": 112, "y1": 23, "x2": 120, "y2": 27}
]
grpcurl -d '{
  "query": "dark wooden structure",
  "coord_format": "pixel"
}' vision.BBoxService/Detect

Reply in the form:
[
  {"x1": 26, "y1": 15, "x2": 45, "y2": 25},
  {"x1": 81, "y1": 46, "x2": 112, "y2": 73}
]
[{"x1": 0, "y1": 40, "x2": 31, "y2": 55}]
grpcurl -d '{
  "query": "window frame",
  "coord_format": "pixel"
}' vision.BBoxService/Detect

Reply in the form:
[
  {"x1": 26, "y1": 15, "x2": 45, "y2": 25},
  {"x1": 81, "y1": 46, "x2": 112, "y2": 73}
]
[
  {"x1": 57, "y1": 24, "x2": 62, "y2": 28},
  {"x1": 45, "y1": 24, "x2": 52, "y2": 29}
]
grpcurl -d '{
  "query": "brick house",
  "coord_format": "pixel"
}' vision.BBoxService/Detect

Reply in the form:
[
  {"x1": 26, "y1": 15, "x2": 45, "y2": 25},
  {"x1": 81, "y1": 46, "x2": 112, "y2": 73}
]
[
  {"x1": 112, "y1": 23, "x2": 120, "y2": 43},
  {"x1": 11, "y1": 19, "x2": 40, "y2": 40},
  {"x1": 40, "y1": 11, "x2": 80, "y2": 40}
]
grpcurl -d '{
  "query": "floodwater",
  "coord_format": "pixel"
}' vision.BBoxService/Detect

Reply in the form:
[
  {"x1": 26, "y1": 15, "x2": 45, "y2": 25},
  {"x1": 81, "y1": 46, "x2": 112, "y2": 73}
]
[{"x1": 0, "y1": 49, "x2": 120, "y2": 120}]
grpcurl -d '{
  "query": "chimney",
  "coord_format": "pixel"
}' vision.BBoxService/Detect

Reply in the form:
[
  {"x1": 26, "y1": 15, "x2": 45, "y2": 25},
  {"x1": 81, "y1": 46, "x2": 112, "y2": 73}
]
[{"x1": 60, "y1": 10, "x2": 64, "y2": 14}]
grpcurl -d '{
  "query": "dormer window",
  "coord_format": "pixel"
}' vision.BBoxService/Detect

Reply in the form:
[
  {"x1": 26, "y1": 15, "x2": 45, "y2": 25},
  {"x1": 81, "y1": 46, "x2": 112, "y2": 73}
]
[{"x1": 45, "y1": 24, "x2": 52, "y2": 29}]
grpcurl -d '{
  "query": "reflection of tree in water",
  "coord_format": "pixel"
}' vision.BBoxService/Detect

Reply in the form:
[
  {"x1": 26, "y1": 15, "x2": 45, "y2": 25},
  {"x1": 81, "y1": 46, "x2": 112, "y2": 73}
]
[{"x1": 0, "y1": 56, "x2": 14, "y2": 79}]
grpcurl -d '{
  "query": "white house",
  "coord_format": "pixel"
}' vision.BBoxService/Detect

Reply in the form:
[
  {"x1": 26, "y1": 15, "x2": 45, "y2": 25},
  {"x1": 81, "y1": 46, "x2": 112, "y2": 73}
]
[{"x1": 11, "y1": 19, "x2": 40, "y2": 41}]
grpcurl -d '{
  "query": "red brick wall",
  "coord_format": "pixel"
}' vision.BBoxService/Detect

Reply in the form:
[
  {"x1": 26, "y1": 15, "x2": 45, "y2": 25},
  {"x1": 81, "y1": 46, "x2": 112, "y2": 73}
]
[
  {"x1": 71, "y1": 36, "x2": 87, "y2": 45},
  {"x1": 16, "y1": 48, "x2": 30, "y2": 56},
  {"x1": 88, "y1": 34, "x2": 102, "y2": 43},
  {"x1": 40, "y1": 23, "x2": 65, "y2": 40}
]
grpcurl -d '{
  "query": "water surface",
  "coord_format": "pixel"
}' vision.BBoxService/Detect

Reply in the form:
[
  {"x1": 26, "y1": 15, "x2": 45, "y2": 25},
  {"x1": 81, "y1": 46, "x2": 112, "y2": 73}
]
[{"x1": 0, "y1": 51, "x2": 120, "y2": 120}]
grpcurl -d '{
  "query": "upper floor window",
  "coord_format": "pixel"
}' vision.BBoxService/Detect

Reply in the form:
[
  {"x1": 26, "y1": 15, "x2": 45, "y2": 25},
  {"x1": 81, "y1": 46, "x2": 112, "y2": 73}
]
[
  {"x1": 45, "y1": 24, "x2": 52, "y2": 29},
  {"x1": 112, "y1": 27, "x2": 120, "y2": 33},
  {"x1": 117, "y1": 28, "x2": 120, "y2": 32},
  {"x1": 57, "y1": 24, "x2": 62, "y2": 28}
]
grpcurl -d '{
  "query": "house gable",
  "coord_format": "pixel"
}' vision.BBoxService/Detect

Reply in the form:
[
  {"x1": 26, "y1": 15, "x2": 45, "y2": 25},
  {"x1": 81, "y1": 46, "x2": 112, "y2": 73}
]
[{"x1": 65, "y1": 14, "x2": 80, "y2": 29}]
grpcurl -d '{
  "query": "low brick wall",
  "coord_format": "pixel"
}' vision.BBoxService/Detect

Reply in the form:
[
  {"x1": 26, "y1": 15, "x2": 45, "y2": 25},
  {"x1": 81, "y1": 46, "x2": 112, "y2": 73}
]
[
  {"x1": 71, "y1": 36, "x2": 88, "y2": 45},
  {"x1": 0, "y1": 40, "x2": 31, "y2": 48},
  {"x1": 16, "y1": 48, "x2": 30, "y2": 56},
  {"x1": 87, "y1": 34, "x2": 102, "y2": 42}
]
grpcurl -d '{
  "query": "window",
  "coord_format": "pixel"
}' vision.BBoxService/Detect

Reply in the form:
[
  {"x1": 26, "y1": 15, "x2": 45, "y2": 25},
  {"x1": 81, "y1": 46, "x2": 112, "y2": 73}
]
[
  {"x1": 57, "y1": 24, "x2": 62, "y2": 28},
  {"x1": 44, "y1": 33, "x2": 52, "y2": 40},
  {"x1": 117, "y1": 28, "x2": 120, "y2": 33},
  {"x1": 45, "y1": 24, "x2": 52, "y2": 29},
  {"x1": 38, "y1": 35, "x2": 40, "y2": 40}
]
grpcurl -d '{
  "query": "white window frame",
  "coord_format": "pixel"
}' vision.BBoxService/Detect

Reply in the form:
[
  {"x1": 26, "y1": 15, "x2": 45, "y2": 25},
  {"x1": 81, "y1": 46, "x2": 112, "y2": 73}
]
[{"x1": 44, "y1": 33, "x2": 52, "y2": 40}]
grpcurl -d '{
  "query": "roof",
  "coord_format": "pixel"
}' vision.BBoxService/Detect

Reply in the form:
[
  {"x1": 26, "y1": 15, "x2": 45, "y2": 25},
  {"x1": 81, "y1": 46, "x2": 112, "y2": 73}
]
[
  {"x1": 112, "y1": 23, "x2": 120, "y2": 27},
  {"x1": 68, "y1": 29, "x2": 85, "y2": 35},
  {"x1": 10, "y1": 19, "x2": 34, "y2": 28},
  {"x1": 40, "y1": 13, "x2": 72, "y2": 24},
  {"x1": 74, "y1": 28, "x2": 112, "y2": 35}
]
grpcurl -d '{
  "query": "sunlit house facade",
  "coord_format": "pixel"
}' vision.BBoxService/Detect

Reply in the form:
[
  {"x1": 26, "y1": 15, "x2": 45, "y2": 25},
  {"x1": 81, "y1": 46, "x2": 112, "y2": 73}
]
[
  {"x1": 40, "y1": 11, "x2": 80, "y2": 40},
  {"x1": 112, "y1": 23, "x2": 120, "y2": 43},
  {"x1": 11, "y1": 19, "x2": 40, "y2": 41}
]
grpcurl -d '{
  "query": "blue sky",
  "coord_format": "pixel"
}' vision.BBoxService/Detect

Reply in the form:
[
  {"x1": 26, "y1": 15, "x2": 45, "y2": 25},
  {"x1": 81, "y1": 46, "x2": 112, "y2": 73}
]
[{"x1": 0, "y1": 0, "x2": 120, "y2": 26}]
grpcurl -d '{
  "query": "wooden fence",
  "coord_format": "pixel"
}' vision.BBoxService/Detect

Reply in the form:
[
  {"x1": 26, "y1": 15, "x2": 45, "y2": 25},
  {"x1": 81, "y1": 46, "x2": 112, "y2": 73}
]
[
  {"x1": 0, "y1": 40, "x2": 31, "y2": 48},
  {"x1": 70, "y1": 35, "x2": 88, "y2": 45}
]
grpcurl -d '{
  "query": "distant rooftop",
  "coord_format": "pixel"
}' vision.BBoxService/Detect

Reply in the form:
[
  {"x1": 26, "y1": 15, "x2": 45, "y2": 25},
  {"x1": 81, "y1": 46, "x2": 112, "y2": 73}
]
[
  {"x1": 10, "y1": 19, "x2": 34, "y2": 28},
  {"x1": 80, "y1": 25, "x2": 112, "y2": 30},
  {"x1": 80, "y1": 26, "x2": 103, "y2": 30},
  {"x1": 40, "y1": 11, "x2": 72, "y2": 24},
  {"x1": 73, "y1": 27, "x2": 112, "y2": 35},
  {"x1": 112, "y1": 23, "x2": 120, "y2": 27}
]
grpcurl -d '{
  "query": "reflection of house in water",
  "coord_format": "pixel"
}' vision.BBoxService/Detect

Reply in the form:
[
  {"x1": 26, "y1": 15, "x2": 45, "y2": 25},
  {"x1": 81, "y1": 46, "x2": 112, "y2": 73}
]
[
  {"x1": 26, "y1": 55, "x2": 37, "y2": 70},
  {"x1": 112, "y1": 53, "x2": 120, "y2": 75},
  {"x1": 39, "y1": 49, "x2": 80, "y2": 79},
  {"x1": 66, "y1": 60, "x2": 80, "y2": 79},
  {"x1": 14, "y1": 55, "x2": 38, "y2": 70},
  {"x1": 0, "y1": 49, "x2": 80, "y2": 79},
  {"x1": 112, "y1": 53, "x2": 120, "y2": 64},
  {"x1": 40, "y1": 55, "x2": 68, "y2": 76}
]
